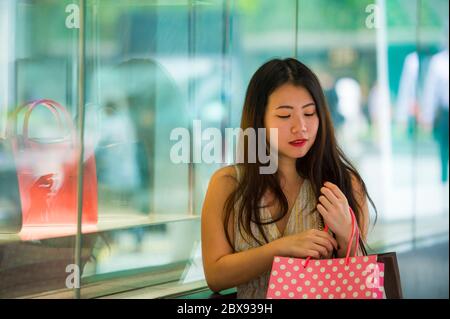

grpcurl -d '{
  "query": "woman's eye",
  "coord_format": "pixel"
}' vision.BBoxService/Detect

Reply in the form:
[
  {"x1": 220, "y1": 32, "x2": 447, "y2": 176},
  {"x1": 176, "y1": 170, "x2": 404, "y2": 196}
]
[
  {"x1": 276, "y1": 115, "x2": 291, "y2": 119},
  {"x1": 305, "y1": 112, "x2": 316, "y2": 117}
]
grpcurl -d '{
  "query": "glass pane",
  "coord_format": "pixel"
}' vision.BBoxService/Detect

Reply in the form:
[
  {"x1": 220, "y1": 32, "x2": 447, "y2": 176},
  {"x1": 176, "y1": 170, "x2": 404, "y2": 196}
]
[
  {"x1": 0, "y1": 0, "x2": 81, "y2": 297},
  {"x1": 193, "y1": 1, "x2": 227, "y2": 214},
  {"x1": 88, "y1": 1, "x2": 190, "y2": 220},
  {"x1": 411, "y1": 0, "x2": 449, "y2": 298},
  {"x1": 232, "y1": 0, "x2": 298, "y2": 88},
  {"x1": 297, "y1": 0, "x2": 449, "y2": 298},
  {"x1": 80, "y1": 0, "x2": 201, "y2": 295},
  {"x1": 297, "y1": 0, "x2": 387, "y2": 232}
]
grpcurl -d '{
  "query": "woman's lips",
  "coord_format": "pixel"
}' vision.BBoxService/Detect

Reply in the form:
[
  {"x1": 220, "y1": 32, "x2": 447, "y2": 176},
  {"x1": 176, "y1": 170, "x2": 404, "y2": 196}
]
[{"x1": 289, "y1": 139, "x2": 307, "y2": 147}]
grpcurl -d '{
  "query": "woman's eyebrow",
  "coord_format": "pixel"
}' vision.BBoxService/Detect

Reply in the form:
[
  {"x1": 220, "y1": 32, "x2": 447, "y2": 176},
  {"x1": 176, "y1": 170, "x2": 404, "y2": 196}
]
[
  {"x1": 275, "y1": 102, "x2": 315, "y2": 110},
  {"x1": 275, "y1": 105, "x2": 293, "y2": 110}
]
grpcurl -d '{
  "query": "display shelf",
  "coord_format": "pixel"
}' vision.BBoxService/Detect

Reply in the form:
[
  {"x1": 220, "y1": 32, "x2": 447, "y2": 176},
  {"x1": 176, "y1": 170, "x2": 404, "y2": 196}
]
[{"x1": 0, "y1": 212, "x2": 200, "y2": 244}]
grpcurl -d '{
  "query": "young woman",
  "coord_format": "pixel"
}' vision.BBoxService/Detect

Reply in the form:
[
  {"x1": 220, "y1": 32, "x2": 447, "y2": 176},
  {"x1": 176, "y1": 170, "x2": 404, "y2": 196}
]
[{"x1": 201, "y1": 58, "x2": 377, "y2": 299}]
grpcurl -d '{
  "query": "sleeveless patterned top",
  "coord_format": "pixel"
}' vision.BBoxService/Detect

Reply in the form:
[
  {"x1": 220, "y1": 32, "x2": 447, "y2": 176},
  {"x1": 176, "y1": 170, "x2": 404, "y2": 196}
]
[{"x1": 232, "y1": 165, "x2": 325, "y2": 299}]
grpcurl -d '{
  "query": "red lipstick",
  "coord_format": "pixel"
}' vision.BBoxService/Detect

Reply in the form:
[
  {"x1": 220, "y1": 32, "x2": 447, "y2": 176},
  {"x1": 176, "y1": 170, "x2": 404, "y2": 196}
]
[{"x1": 289, "y1": 139, "x2": 307, "y2": 147}]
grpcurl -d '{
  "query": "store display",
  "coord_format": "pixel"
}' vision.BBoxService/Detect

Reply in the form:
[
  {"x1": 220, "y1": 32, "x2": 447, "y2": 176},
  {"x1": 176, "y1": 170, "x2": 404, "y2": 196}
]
[{"x1": 10, "y1": 99, "x2": 98, "y2": 226}]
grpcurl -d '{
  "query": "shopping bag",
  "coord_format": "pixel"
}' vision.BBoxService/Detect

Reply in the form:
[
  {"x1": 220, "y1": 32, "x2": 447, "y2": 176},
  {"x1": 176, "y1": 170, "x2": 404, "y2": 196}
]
[
  {"x1": 267, "y1": 208, "x2": 385, "y2": 299},
  {"x1": 10, "y1": 99, "x2": 97, "y2": 225},
  {"x1": 377, "y1": 252, "x2": 403, "y2": 299}
]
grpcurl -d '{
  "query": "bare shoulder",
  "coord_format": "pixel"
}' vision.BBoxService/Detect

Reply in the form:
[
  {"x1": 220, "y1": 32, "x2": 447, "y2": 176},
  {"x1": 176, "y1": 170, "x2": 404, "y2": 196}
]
[
  {"x1": 203, "y1": 165, "x2": 239, "y2": 218},
  {"x1": 209, "y1": 165, "x2": 238, "y2": 190},
  {"x1": 202, "y1": 165, "x2": 239, "y2": 243},
  {"x1": 212, "y1": 164, "x2": 237, "y2": 178}
]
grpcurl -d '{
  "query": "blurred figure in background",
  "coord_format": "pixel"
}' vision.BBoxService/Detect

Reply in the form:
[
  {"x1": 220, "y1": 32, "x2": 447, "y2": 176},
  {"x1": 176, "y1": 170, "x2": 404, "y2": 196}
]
[
  {"x1": 117, "y1": 59, "x2": 158, "y2": 214},
  {"x1": 96, "y1": 98, "x2": 141, "y2": 197},
  {"x1": 335, "y1": 77, "x2": 367, "y2": 158},
  {"x1": 320, "y1": 71, "x2": 345, "y2": 131},
  {"x1": 367, "y1": 81, "x2": 382, "y2": 150},
  {"x1": 95, "y1": 67, "x2": 141, "y2": 208},
  {"x1": 396, "y1": 51, "x2": 419, "y2": 138},
  {"x1": 421, "y1": 40, "x2": 449, "y2": 185}
]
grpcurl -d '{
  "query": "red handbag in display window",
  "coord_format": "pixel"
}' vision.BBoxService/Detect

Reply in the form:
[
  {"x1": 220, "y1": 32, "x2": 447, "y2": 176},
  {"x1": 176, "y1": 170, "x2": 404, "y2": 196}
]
[{"x1": 11, "y1": 99, "x2": 98, "y2": 226}]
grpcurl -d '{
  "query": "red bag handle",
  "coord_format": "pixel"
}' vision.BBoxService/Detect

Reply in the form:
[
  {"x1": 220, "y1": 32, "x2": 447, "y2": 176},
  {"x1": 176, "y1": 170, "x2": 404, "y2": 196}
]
[
  {"x1": 22, "y1": 99, "x2": 76, "y2": 144},
  {"x1": 345, "y1": 207, "x2": 360, "y2": 263}
]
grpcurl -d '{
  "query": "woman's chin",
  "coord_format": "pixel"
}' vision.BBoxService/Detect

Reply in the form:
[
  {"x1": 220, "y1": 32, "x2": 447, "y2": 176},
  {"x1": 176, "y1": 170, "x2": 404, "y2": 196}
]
[{"x1": 279, "y1": 149, "x2": 308, "y2": 160}]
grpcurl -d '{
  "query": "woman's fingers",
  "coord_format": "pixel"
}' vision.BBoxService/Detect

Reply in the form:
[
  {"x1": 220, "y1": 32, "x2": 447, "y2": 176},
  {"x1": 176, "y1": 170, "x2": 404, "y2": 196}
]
[
  {"x1": 316, "y1": 203, "x2": 328, "y2": 219},
  {"x1": 312, "y1": 236, "x2": 335, "y2": 253},
  {"x1": 306, "y1": 250, "x2": 320, "y2": 259},
  {"x1": 310, "y1": 243, "x2": 329, "y2": 258},
  {"x1": 289, "y1": 230, "x2": 339, "y2": 259},
  {"x1": 314, "y1": 231, "x2": 338, "y2": 250},
  {"x1": 324, "y1": 181, "x2": 346, "y2": 201},
  {"x1": 320, "y1": 186, "x2": 339, "y2": 205},
  {"x1": 318, "y1": 195, "x2": 333, "y2": 212}
]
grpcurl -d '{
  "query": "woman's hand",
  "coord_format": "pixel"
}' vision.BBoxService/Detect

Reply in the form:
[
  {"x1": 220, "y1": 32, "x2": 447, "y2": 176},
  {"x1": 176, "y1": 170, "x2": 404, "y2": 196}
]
[
  {"x1": 316, "y1": 181, "x2": 353, "y2": 242},
  {"x1": 273, "y1": 229, "x2": 338, "y2": 259}
]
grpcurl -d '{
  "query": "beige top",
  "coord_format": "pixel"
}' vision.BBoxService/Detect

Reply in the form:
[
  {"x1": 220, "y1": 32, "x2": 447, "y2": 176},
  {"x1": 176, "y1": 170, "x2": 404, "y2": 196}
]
[{"x1": 233, "y1": 165, "x2": 325, "y2": 299}]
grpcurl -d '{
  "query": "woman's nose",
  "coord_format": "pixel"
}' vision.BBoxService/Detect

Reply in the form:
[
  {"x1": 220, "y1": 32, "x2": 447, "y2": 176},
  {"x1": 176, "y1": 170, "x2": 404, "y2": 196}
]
[{"x1": 291, "y1": 117, "x2": 307, "y2": 133}]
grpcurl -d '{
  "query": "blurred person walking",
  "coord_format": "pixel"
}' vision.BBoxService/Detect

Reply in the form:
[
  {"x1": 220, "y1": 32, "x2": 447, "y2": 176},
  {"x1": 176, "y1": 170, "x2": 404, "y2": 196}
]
[
  {"x1": 421, "y1": 44, "x2": 449, "y2": 185},
  {"x1": 396, "y1": 52, "x2": 420, "y2": 138}
]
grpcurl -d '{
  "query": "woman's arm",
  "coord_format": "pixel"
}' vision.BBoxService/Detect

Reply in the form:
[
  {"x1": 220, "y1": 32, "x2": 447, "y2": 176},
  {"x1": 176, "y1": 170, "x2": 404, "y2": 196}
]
[
  {"x1": 201, "y1": 166, "x2": 337, "y2": 292},
  {"x1": 201, "y1": 166, "x2": 280, "y2": 292}
]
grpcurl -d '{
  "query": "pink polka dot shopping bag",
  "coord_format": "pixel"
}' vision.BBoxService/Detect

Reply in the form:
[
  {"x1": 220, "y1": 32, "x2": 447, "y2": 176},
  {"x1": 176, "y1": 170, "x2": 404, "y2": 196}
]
[{"x1": 267, "y1": 208, "x2": 385, "y2": 299}]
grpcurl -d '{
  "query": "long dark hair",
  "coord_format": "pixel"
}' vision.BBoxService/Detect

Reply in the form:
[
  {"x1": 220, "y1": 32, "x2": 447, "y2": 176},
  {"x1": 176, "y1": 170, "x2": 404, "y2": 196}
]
[{"x1": 223, "y1": 58, "x2": 376, "y2": 254}]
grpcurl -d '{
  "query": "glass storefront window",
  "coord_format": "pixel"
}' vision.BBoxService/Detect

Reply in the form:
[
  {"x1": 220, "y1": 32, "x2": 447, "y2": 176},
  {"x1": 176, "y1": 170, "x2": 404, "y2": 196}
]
[{"x1": 0, "y1": 0, "x2": 448, "y2": 299}]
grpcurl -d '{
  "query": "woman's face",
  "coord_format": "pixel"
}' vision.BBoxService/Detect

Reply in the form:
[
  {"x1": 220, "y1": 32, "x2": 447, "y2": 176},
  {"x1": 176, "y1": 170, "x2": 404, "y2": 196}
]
[{"x1": 264, "y1": 83, "x2": 319, "y2": 160}]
